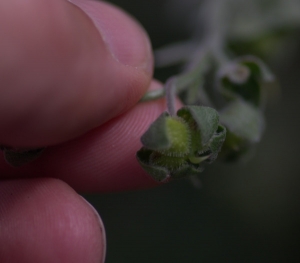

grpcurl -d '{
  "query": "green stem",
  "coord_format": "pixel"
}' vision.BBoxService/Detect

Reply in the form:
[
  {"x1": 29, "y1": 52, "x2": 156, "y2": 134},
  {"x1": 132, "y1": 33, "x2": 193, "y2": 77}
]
[
  {"x1": 140, "y1": 50, "x2": 213, "y2": 104},
  {"x1": 165, "y1": 77, "x2": 177, "y2": 116}
]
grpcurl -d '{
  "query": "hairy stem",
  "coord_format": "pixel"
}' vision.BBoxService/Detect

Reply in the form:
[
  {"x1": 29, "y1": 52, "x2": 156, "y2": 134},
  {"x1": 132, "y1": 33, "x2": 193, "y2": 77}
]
[{"x1": 165, "y1": 77, "x2": 177, "y2": 116}]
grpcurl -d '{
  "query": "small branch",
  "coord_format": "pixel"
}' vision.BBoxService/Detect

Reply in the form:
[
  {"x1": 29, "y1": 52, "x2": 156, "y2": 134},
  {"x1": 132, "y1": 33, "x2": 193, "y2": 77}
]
[{"x1": 165, "y1": 77, "x2": 177, "y2": 116}]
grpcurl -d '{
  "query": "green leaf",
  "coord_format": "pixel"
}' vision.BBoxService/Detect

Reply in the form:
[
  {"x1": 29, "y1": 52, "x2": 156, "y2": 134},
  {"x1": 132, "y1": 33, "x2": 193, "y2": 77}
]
[
  {"x1": 220, "y1": 63, "x2": 261, "y2": 106},
  {"x1": 219, "y1": 56, "x2": 276, "y2": 107},
  {"x1": 136, "y1": 148, "x2": 169, "y2": 182},
  {"x1": 140, "y1": 112, "x2": 191, "y2": 155},
  {"x1": 219, "y1": 130, "x2": 251, "y2": 162},
  {"x1": 177, "y1": 106, "x2": 219, "y2": 146},
  {"x1": 3, "y1": 148, "x2": 45, "y2": 167},
  {"x1": 238, "y1": 56, "x2": 275, "y2": 83},
  {"x1": 150, "y1": 152, "x2": 187, "y2": 171},
  {"x1": 209, "y1": 125, "x2": 227, "y2": 153},
  {"x1": 220, "y1": 100, "x2": 265, "y2": 143},
  {"x1": 206, "y1": 125, "x2": 227, "y2": 163},
  {"x1": 140, "y1": 112, "x2": 171, "y2": 151}
]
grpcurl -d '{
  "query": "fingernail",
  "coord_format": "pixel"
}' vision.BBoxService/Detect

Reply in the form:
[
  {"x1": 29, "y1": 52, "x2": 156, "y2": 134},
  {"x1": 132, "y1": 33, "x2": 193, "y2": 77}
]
[
  {"x1": 80, "y1": 196, "x2": 106, "y2": 263},
  {"x1": 68, "y1": 0, "x2": 153, "y2": 72}
]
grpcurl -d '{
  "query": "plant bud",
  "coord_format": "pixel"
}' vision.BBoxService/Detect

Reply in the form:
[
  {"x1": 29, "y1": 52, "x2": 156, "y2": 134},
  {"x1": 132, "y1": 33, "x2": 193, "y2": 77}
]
[{"x1": 137, "y1": 106, "x2": 226, "y2": 182}]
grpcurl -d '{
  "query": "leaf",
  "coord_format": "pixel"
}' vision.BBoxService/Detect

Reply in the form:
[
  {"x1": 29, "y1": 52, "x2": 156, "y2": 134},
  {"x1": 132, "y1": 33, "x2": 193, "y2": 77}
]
[
  {"x1": 140, "y1": 112, "x2": 191, "y2": 155},
  {"x1": 3, "y1": 148, "x2": 45, "y2": 167},
  {"x1": 149, "y1": 152, "x2": 187, "y2": 171},
  {"x1": 206, "y1": 125, "x2": 227, "y2": 163},
  {"x1": 219, "y1": 56, "x2": 276, "y2": 107},
  {"x1": 220, "y1": 100, "x2": 265, "y2": 143},
  {"x1": 140, "y1": 112, "x2": 171, "y2": 151},
  {"x1": 220, "y1": 63, "x2": 261, "y2": 106},
  {"x1": 177, "y1": 106, "x2": 219, "y2": 146},
  {"x1": 209, "y1": 125, "x2": 227, "y2": 153},
  {"x1": 219, "y1": 130, "x2": 252, "y2": 162},
  {"x1": 136, "y1": 148, "x2": 169, "y2": 182}
]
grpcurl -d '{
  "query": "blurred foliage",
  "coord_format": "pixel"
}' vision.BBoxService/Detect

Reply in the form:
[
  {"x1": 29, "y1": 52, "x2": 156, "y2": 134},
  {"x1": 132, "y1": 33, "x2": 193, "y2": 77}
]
[{"x1": 84, "y1": 1, "x2": 300, "y2": 262}]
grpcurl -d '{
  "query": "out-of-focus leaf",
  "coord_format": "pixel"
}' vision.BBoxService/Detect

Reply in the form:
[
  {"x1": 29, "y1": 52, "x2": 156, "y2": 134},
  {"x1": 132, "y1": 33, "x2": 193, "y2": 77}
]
[
  {"x1": 175, "y1": 52, "x2": 213, "y2": 106},
  {"x1": 219, "y1": 130, "x2": 251, "y2": 162},
  {"x1": 220, "y1": 100, "x2": 265, "y2": 143},
  {"x1": 219, "y1": 56, "x2": 276, "y2": 107}
]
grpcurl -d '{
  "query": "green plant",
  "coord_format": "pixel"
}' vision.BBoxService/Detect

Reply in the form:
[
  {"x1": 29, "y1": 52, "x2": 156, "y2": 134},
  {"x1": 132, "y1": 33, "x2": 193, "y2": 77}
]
[
  {"x1": 137, "y1": 55, "x2": 274, "y2": 181},
  {"x1": 135, "y1": 0, "x2": 291, "y2": 182}
]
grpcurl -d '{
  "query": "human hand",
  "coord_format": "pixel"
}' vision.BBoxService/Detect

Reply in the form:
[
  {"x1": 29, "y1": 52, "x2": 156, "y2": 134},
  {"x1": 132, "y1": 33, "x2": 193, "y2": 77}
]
[{"x1": 0, "y1": 1, "x2": 165, "y2": 262}]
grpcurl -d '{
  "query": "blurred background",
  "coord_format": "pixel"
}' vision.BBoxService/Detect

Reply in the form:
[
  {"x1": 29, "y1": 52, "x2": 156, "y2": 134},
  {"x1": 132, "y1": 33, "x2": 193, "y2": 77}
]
[{"x1": 84, "y1": 0, "x2": 300, "y2": 262}]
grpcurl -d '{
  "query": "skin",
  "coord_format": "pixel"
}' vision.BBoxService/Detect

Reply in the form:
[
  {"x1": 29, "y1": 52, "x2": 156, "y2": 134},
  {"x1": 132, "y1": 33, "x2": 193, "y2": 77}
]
[{"x1": 0, "y1": 0, "x2": 171, "y2": 262}]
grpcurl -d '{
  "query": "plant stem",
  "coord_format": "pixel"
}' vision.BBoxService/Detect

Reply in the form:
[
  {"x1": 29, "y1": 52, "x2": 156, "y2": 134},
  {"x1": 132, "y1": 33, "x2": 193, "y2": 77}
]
[
  {"x1": 165, "y1": 77, "x2": 177, "y2": 116},
  {"x1": 140, "y1": 0, "x2": 231, "y2": 105}
]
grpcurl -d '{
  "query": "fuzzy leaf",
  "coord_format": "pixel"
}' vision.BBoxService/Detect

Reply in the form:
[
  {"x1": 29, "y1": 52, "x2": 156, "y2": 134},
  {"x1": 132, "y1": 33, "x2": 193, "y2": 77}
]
[
  {"x1": 219, "y1": 56, "x2": 276, "y2": 107},
  {"x1": 141, "y1": 112, "x2": 191, "y2": 155},
  {"x1": 209, "y1": 125, "x2": 227, "y2": 153},
  {"x1": 220, "y1": 63, "x2": 261, "y2": 106},
  {"x1": 219, "y1": 130, "x2": 251, "y2": 162},
  {"x1": 149, "y1": 152, "x2": 187, "y2": 171},
  {"x1": 177, "y1": 106, "x2": 219, "y2": 146},
  {"x1": 206, "y1": 125, "x2": 227, "y2": 163},
  {"x1": 140, "y1": 112, "x2": 171, "y2": 151},
  {"x1": 220, "y1": 100, "x2": 264, "y2": 143},
  {"x1": 136, "y1": 148, "x2": 169, "y2": 182}
]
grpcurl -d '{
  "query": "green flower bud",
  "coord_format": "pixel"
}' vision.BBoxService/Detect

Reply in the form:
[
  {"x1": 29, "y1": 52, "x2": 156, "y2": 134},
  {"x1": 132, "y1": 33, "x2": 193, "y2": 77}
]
[{"x1": 136, "y1": 106, "x2": 226, "y2": 182}]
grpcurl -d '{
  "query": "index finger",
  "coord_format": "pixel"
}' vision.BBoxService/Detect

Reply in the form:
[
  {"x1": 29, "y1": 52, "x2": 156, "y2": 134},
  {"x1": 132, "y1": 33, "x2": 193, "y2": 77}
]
[{"x1": 0, "y1": 81, "x2": 167, "y2": 192}]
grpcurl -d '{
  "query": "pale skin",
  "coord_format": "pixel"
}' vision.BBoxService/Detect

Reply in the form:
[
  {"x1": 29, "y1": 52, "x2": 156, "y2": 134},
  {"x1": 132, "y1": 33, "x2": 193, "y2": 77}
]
[{"x1": 0, "y1": 0, "x2": 168, "y2": 262}]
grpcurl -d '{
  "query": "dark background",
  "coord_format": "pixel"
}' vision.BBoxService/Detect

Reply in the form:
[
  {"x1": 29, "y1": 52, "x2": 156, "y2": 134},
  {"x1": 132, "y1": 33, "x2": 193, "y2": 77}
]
[{"x1": 84, "y1": 1, "x2": 300, "y2": 262}]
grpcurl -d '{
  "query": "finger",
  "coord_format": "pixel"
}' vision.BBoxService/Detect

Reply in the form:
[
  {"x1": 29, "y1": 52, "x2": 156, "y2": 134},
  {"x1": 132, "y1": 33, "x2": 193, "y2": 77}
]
[
  {"x1": 0, "y1": 81, "x2": 183, "y2": 192},
  {"x1": 0, "y1": 0, "x2": 153, "y2": 148},
  {"x1": 0, "y1": 178, "x2": 106, "y2": 263}
]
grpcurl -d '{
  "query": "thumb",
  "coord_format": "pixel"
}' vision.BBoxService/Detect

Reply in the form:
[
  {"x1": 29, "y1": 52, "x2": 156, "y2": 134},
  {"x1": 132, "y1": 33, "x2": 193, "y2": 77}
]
[{"x1": 0, "y1": 0, "x2": 153, "y2": 148}]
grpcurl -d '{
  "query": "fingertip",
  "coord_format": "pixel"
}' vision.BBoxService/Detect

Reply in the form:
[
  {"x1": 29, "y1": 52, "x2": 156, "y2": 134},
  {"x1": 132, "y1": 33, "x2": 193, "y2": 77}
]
[
  {"x1": 69, "y1": 0, "x2": 153, "y2": 71},
  {"x1": 0, "y1": 0, "x2": 153, "y2": 148},
  {"x1": 0, "y1": 178, "x2": 106, "y2": 263}
]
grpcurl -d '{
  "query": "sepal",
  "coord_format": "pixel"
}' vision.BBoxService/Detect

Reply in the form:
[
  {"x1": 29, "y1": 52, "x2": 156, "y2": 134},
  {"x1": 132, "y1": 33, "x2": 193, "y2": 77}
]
[{"x1": 137, "y1": 106, "x2": 226, "y2": 181}]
